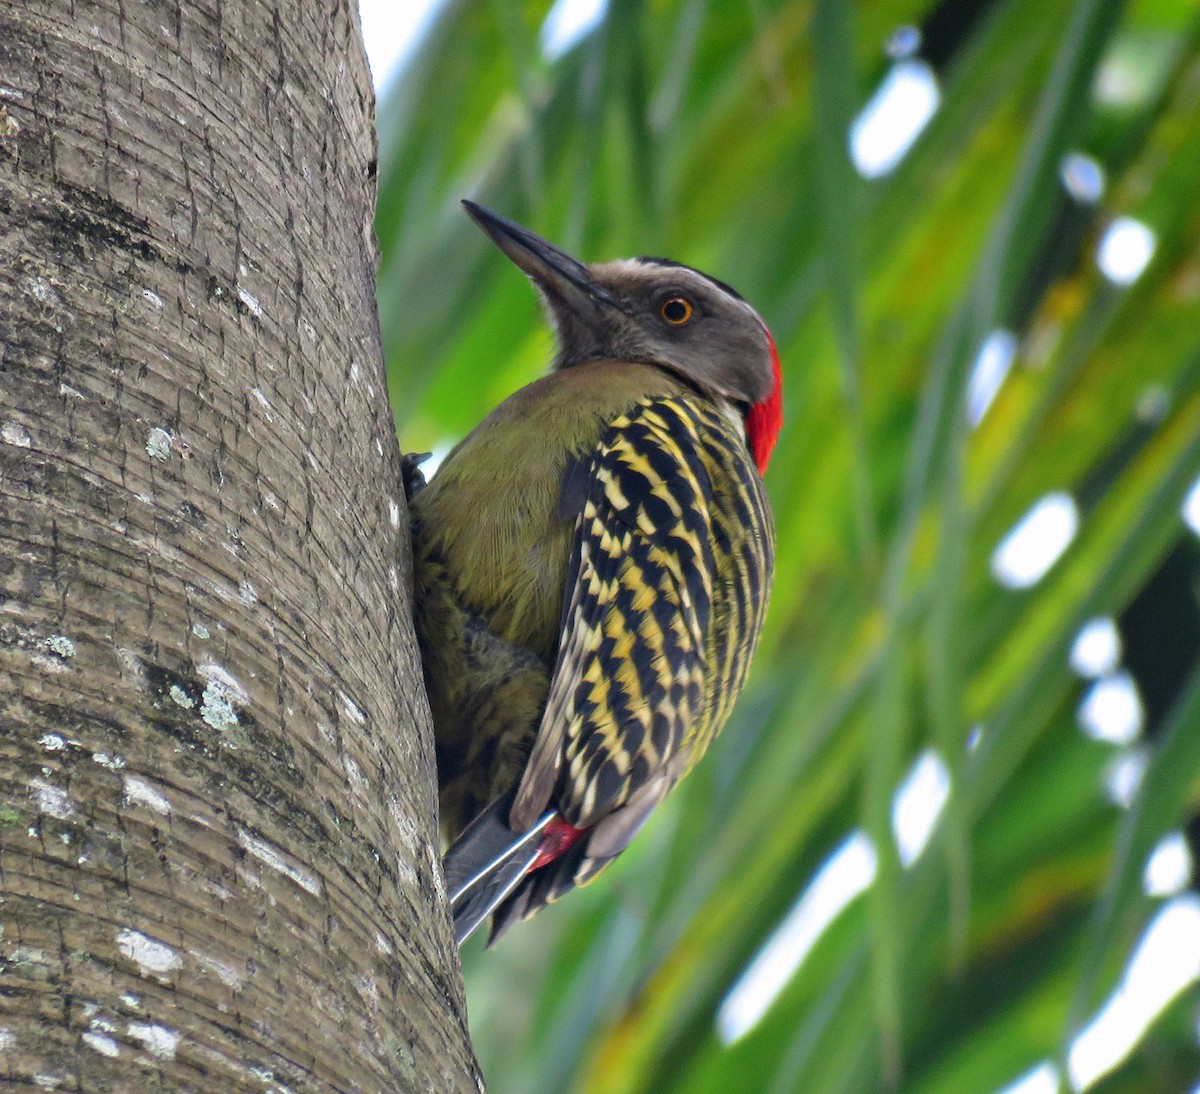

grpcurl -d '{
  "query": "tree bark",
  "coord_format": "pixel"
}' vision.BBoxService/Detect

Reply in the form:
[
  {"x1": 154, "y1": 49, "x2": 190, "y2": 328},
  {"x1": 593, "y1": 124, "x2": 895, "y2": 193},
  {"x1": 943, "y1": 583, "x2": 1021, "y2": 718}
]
[{"x1": 0, "y1": 1, "x2": 478, "y2": 1089}]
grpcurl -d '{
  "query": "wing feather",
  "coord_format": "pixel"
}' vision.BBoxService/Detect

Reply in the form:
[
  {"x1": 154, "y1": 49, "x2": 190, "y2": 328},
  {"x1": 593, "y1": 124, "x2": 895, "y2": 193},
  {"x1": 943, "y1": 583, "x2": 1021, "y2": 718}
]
[{"x1": 509, "y1": 399, "x2": 717, "y2": 831}]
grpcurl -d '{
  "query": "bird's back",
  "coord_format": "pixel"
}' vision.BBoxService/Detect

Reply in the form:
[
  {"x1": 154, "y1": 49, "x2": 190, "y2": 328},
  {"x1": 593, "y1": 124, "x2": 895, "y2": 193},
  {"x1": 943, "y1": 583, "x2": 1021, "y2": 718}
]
[
  {"x1": 414, "y1": 358, "x2": 775, "y2": 841},
  {"x1": 470, "y1": 388, "x2": 775, "y2": 934},
  {"x1": 412, "y1": 360, "x2": 689, "y2": 837},
  {"x1": 662, "y1": 396, "x2": 774, "y2": 768}
]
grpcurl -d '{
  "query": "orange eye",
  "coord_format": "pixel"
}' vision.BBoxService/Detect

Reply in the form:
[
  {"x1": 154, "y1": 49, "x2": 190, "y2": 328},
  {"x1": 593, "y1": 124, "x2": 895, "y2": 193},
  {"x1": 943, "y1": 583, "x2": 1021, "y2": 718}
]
[{"x1": 660, "y1": 297, "x2": 693, "y2": 325}]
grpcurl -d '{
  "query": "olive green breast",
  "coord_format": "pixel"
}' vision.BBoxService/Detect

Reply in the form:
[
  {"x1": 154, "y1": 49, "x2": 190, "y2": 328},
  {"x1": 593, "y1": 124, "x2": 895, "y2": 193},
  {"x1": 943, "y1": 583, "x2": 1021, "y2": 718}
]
[{"x1": 412, "y1": 360, "x2": 687, "y2": 664}]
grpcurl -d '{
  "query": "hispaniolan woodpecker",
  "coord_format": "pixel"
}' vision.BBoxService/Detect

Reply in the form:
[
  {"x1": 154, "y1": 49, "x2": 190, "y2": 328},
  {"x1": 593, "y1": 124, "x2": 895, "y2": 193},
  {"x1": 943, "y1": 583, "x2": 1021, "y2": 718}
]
[{"x1": 412, "y1": 201, "x2": 781, "y2": 945}]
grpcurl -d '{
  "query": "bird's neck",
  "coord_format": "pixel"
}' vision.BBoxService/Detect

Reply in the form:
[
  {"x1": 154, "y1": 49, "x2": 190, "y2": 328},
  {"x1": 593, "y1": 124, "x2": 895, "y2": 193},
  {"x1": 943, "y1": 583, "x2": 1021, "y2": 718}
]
[{"x1": 714, "y1": 395, "x2": 748, "y2": 444}]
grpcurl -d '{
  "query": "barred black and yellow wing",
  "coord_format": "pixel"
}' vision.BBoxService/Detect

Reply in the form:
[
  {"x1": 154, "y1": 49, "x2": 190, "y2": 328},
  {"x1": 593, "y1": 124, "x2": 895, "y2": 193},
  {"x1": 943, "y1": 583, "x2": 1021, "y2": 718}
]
[{"x1": 499, "y1": 395, "x2": 774, "y2": 927}]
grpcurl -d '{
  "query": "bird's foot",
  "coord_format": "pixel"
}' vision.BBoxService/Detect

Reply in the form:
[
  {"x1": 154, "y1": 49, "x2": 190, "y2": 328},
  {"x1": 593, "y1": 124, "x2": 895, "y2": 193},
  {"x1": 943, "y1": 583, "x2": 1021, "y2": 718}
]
[{"x1": 401, "y1": 450, "x2": 432, "y2": 502}]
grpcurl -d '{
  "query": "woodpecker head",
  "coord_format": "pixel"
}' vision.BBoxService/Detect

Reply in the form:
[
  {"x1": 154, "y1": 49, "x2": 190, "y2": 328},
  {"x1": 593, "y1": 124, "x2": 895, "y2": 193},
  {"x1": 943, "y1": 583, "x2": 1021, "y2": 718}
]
[{"x1": 463, "y1": 200, "x2": 783, "y2": 474}]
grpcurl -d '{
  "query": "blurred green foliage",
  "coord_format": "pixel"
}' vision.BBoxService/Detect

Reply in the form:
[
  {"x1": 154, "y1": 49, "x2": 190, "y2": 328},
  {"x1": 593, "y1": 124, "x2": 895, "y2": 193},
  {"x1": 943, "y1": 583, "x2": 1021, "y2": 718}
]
[{"x1": 376, "y1": 1, "x2": 1200, "y2": 1090}]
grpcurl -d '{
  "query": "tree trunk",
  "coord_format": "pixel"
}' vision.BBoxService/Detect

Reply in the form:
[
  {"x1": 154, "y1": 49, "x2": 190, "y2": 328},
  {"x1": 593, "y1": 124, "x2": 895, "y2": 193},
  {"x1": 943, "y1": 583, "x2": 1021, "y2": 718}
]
[{"x1": 0, "y1": 1, "x2": 479, "y2": 1089}]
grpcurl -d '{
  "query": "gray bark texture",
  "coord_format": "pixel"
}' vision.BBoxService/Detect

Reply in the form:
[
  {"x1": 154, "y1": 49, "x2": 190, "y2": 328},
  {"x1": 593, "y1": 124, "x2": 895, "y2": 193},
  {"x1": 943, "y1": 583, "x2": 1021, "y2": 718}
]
[{"x1": 0, "y1": 0, "x2": 480, "y2": 1089}]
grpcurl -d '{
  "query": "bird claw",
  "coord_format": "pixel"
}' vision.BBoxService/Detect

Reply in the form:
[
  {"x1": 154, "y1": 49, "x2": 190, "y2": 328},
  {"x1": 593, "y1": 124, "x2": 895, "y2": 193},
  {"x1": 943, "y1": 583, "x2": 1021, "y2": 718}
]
[{"x1": 401, "y1": 450, "x2": 432, "y2": 502}]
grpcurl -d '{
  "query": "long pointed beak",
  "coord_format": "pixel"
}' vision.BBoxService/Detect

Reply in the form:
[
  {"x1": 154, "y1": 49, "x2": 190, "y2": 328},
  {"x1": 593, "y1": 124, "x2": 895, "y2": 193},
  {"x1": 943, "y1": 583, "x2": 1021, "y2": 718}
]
[{"x1": 462, "y1": 200, "x2": 619, "y2": 311}]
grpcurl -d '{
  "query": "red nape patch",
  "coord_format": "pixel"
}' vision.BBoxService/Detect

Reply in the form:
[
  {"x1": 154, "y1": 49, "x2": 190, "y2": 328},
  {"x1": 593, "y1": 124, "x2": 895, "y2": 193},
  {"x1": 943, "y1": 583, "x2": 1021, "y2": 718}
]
[
  {"x1": 747, "y1": 327, "x2": 783, "y2": 475},
  {"x1": 530, "y1": 816, "x2": 588, "y2": 872}
]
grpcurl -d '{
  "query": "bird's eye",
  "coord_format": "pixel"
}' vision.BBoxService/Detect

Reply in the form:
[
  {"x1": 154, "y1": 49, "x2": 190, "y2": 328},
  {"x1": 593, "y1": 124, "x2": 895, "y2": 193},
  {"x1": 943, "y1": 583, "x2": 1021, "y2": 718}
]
[{"x1": 660, "y1": 296, "x2": 693, "y2": 325}]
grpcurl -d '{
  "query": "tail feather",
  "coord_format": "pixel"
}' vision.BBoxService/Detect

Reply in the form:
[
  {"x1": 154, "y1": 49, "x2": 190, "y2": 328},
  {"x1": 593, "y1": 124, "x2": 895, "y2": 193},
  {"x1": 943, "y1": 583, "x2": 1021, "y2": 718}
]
[
  {"x1": 442, "y1": 789, "x2": 553, "y2": 945},
  {"x1": 487, "y1": 835, "x2": 590, "y2": 945}
]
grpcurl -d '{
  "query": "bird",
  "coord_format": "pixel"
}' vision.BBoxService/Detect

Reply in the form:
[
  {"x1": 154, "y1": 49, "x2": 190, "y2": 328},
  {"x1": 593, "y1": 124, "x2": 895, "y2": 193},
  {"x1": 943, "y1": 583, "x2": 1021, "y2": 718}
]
[{"x1": 409, "y1": 200, "x2": 781, "y2": 945}]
